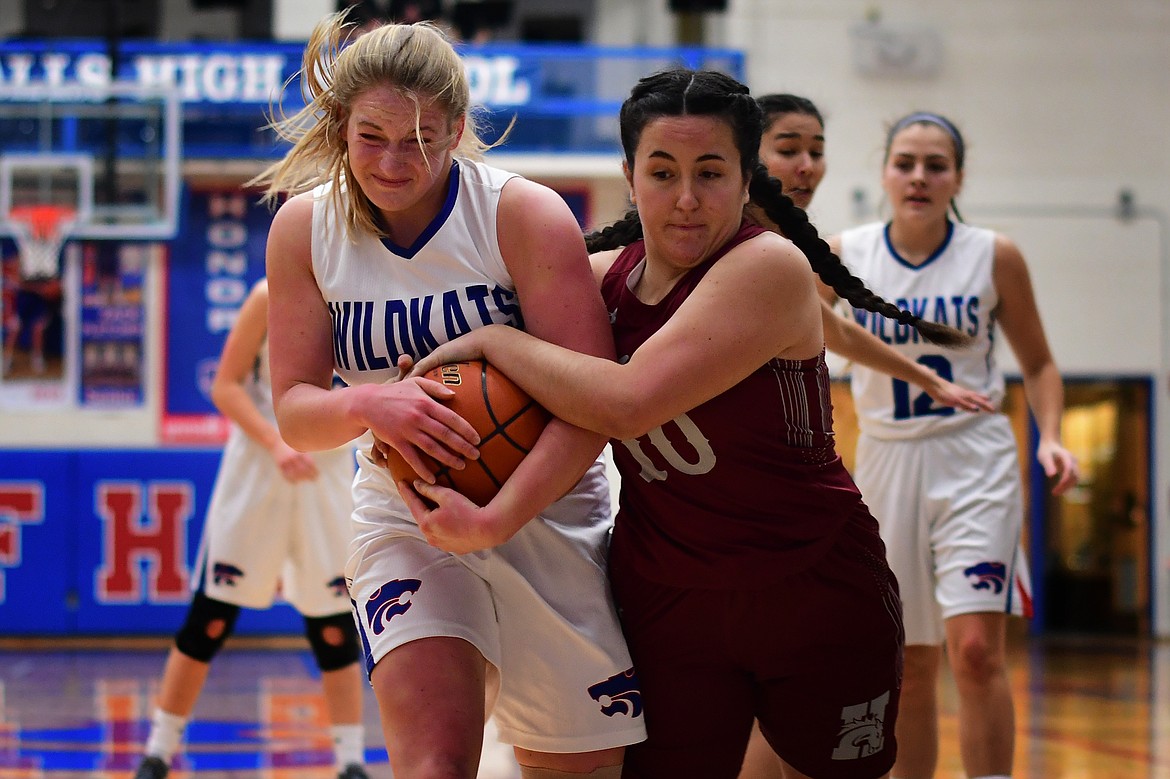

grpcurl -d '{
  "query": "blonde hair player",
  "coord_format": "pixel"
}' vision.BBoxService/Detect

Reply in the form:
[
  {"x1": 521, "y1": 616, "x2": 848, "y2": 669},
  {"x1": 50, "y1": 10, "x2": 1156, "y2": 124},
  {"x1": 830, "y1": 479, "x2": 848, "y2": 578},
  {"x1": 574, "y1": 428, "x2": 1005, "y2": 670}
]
[
  {"x1": 132, "y1": 279, "x2": 369, "y2": 779},
  {"x1": 821, "y1": 111, "x2": 1080, "y2": 779},
  {"x1": 252, "y1": 12, "x2": 644, "y2": 779}
]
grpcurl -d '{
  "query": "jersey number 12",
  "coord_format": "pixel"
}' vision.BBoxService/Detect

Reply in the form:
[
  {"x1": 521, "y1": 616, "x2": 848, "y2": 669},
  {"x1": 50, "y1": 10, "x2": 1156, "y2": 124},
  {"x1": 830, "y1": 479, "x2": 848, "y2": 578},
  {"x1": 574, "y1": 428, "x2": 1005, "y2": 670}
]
[{"x1": 892, "y1": 354, "x2": 956, "y2": 420}]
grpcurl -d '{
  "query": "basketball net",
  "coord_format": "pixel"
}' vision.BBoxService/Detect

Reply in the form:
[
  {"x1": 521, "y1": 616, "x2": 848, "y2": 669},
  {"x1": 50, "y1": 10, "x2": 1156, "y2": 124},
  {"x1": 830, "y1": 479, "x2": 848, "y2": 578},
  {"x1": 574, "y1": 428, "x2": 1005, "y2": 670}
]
[{"x1": 9, "y1": 204, "x2": 75, "y2": 280}]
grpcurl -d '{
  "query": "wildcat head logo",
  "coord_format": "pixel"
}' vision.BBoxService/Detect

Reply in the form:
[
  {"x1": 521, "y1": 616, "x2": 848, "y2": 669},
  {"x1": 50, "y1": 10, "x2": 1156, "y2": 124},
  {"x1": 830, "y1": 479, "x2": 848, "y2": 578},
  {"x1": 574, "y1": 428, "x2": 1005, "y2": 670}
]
[
  {"x1": 212, "y1": 562, "x2": 244, "y2": 586},
  {"x1": 365, "y1": 579, "x2": 422, "y2": 635},
  {"x1": 832, "y1": 691, "x2": 889, "y2": 761},
  {"x1": 587, "y1": 667, "x2": 642, "y2": 718},
  {"x1": 327, "y1": 576, "x2": 348, "y2": 598},
  {"x1": 964, "y1": 561, "x2": 1006, "y2": 594}
]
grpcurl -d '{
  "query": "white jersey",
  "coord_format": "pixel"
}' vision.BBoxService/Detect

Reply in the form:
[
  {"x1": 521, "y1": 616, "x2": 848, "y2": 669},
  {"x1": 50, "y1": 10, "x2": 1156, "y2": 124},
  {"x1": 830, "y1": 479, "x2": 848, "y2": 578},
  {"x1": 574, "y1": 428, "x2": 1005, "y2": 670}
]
[
  {"x1": 838, "y1": 220, "x2": 1005, "y2": 439},
  {"x1": 310, "y1": 157, "x2": 610, "y2": 519},
  {"x1": 311, "y1": 159, "x2": 523, "y2": 388}
]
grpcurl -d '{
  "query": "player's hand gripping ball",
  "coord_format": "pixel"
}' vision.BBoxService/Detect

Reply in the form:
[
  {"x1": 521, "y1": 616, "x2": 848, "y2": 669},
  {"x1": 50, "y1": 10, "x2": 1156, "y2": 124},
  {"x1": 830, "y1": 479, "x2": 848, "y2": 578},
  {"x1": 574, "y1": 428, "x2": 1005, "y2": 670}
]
[{"x1": 381, "y1": 360, "x2": 551, "y2": 506}]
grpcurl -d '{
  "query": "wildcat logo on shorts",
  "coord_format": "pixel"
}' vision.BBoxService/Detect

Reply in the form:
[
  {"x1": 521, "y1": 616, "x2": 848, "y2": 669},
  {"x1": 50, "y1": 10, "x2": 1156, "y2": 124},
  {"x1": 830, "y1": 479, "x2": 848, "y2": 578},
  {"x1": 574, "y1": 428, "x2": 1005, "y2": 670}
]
[
  {"x1": 832, "y1": 690, "x2": 889, "y2": 760},
  {"x1": 365, "y1": 578, "x2": 422, "y2": 635},
  {"x1": 327, "y1": 576, "x2": 348, "y2": 597},
  {"x1": 587, "y1": 667, "x2": 643, "y2": 718},
  {"x1": 964, "y1": 561, "x2": 1006, "y2": 594},
  {"x1": 212, "y1": 562, "x2": 244, "y2": 586}
]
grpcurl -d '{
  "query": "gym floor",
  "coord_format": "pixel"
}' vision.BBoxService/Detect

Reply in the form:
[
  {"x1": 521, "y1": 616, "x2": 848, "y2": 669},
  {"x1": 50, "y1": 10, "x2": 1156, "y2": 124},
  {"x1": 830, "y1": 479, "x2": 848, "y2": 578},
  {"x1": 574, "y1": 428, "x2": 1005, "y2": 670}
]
[{"x1": 0, "y1": 632, "x2": 1167, "y2": 778}]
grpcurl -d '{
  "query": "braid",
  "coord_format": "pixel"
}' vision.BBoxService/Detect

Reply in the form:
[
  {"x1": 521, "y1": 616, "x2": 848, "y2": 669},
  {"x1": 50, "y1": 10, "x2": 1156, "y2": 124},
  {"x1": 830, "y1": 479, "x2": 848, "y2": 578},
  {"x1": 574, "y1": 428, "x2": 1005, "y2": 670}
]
[
  {"x1": 747, "y1": 164, "x2": 971, "y2": 348},
  {"x1": 585, "y1": 207, "x2": 643, "y2": 253}
]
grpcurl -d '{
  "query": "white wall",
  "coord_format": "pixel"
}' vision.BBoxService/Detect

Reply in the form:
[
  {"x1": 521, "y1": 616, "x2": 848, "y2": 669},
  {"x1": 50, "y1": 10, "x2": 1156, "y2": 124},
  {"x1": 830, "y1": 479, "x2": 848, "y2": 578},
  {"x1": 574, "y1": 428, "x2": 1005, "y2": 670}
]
[{"x1": 724, "y1": 0, "x2": 1169, "y2": 360}]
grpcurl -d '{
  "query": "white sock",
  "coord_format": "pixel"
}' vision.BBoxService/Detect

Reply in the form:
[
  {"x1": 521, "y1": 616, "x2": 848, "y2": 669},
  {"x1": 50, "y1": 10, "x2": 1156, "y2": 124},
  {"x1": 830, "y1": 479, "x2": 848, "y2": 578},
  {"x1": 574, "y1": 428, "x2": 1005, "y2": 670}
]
[
  {"x1": 331, "y1": 723, "x2": 365, "y2": 768},
  {"x1": 144, "y1": 708, "x2": 188, "y2": 761}
]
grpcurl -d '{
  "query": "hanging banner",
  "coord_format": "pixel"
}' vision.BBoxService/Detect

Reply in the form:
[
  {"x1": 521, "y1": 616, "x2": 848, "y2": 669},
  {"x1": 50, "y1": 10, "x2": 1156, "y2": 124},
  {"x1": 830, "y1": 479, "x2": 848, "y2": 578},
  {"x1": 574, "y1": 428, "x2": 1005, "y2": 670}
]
[
  {"x1": 0, "y1": 40, "x2": 744, "y2": 158},
  {"x1": 161, "y1": 188, "x2": 268, "y2": 444}
]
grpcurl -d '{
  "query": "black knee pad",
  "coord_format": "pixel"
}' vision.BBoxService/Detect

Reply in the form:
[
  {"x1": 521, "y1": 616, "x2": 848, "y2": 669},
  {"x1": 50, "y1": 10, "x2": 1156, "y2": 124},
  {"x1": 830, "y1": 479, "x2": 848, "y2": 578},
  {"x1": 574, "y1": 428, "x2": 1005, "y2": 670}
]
[
  {"x1": 174, "y1": 591, "x2": 241, "y2": 662},
  {"x1": 303, "y1": 612, "x2": 360, "y2": 672}
]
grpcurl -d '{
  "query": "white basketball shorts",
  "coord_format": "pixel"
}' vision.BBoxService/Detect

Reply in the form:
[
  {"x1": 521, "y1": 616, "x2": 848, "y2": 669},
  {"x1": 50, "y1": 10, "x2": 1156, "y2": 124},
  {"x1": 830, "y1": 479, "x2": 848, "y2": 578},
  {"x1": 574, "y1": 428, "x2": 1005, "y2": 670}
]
[
  {"x1": 853, "y1": 414, "x2": 1032, "y2": 646},
  {"x1": 346, "y1": 453, "x2": 646, "y2": 754},
  {"x1": 195, "y1": 430, "x2": 356, "y2": 617}
]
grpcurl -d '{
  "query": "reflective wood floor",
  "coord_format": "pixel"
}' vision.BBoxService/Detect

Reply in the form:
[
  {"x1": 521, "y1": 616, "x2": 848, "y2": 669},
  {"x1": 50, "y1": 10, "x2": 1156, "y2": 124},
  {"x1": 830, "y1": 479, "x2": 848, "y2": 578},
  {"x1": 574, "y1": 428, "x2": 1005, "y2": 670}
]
[{"x1": 0, "y1": 633, "x2": 1167, "y2": 778}]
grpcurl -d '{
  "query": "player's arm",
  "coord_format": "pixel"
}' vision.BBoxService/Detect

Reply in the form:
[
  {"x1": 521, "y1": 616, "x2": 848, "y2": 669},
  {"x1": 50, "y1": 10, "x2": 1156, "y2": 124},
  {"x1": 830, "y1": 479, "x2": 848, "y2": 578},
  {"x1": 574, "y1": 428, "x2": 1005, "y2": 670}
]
[
  {"x1": 412, "y1": 231, "x2": 819, "y2": 440},
  {"x1": 405, "y1": 178, "x2": 616, "y2": 552},
  {"x1": 209, "y1": 279, "x2": 279, "y2": 448},
  {"x1": 265, "y1": 193, "x2": 362, "y2": 449},
  {"x1": 992, "y1": 233, "x2": 1080, "y2": 495},
  {"x1": 494, "y1": 177, "x2": 616, "y2": 463},
  {"x1": 265, "y1": 193, "x2": 478, "y2": 476},
  {"x1": 211, "y1": 278, "x2": 319, "y2": 482},
  {"x1": 820, "y1": 300, "x2": 993, "y2": 413}
]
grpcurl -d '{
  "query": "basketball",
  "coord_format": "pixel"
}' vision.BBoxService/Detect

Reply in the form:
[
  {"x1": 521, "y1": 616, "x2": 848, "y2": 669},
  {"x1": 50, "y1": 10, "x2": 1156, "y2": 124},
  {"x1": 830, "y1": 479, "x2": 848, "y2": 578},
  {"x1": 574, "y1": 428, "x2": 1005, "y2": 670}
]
[{"x1": 382, "y1": 360, "x2": 551, "y2": 506}]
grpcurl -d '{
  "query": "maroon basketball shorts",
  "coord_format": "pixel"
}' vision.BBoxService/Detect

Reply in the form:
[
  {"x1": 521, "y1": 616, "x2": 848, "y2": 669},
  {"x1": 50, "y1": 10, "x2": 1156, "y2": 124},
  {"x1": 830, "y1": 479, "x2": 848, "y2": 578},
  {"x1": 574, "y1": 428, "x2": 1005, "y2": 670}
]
[{"x1": 611, "y1": 512, "x2": 903, "y2": 779}]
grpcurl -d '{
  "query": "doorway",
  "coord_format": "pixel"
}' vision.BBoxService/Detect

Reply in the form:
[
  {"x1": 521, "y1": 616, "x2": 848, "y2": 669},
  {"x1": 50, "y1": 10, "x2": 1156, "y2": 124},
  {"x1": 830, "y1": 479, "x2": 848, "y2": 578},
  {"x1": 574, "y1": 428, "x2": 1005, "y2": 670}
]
[
  {"x1": 1013, "y1": 379, "x2": 1153, "y2": 635},
  {"x1": 829, "y1": 377, "x2": 1153, "y2": 636}
]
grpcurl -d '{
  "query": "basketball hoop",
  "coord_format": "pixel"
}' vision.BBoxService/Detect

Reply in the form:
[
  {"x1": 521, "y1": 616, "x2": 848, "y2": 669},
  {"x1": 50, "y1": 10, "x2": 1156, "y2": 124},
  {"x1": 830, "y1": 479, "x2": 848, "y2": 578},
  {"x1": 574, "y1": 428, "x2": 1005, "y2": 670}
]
[{"x1": 8, "y1": 204, "x2": 76, "y2": 280}]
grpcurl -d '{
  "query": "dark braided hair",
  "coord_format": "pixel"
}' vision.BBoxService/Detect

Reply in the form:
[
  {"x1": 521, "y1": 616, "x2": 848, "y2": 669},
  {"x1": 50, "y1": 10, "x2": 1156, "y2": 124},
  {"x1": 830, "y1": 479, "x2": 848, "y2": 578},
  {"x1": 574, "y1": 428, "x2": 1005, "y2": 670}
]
[
  {"x1": 585, "y1": 206, "x2": 640, "y2": 253},
  {"x1": 585, "y1": 67, "x2": 970, "y2": 348},
  {"x1": 746, "y1": 164, "x2": 967, "y2": 346}
]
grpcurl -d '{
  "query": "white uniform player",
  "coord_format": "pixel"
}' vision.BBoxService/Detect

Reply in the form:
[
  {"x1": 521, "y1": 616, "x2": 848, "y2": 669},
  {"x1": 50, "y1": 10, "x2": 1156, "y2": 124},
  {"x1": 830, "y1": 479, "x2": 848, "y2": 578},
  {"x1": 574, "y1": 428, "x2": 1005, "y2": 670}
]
[
  {"x1": 134, "y1": 279, "x2": 369, "y2": 779},
  {"x1": 837, "y1": 220, "x2": 1031, "y2": 644},
  {"x1": 195, "y1": 335, "x2": 356, "y2": 616},
  {"x1": 823, "y1": 110, "x2": 1078, "y2": 779},
  {"x1": 311, "y1": 159, "x2": 645, "y2": 753}
]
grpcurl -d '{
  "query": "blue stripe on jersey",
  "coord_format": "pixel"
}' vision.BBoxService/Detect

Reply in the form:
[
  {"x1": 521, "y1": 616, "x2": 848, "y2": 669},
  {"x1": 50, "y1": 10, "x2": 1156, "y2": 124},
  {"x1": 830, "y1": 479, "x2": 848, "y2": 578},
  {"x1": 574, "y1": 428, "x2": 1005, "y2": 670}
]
[
  {"x1": 378, "y1": 160, "x2": 462, "y2": 259},
  {"x1": 884, "y1": 219, "x2": 955, "y2": 270}
]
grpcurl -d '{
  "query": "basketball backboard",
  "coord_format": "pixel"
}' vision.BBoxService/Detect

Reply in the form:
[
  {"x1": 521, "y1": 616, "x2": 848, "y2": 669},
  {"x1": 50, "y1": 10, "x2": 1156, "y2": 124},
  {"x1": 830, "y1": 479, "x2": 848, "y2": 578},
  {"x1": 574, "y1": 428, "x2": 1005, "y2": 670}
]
[{"x1": 0, "y1": 81, "x2": 181, "y2": 242}]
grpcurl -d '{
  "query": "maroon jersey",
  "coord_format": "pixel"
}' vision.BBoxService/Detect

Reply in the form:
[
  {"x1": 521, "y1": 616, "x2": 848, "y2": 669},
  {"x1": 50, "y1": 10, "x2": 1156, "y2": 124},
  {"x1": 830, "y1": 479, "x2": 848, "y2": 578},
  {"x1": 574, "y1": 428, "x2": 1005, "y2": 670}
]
[{"x1": 602, "y1": 223, "x2": 876, "y2": 588}]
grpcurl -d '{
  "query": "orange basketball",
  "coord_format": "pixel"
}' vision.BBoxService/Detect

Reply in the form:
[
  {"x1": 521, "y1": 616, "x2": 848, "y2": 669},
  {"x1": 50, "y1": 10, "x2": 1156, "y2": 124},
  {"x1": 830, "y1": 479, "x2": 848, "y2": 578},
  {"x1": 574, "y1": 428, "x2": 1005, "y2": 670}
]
[{"x1": 382, "y1": 360, "x2": 551, "y2": 506}]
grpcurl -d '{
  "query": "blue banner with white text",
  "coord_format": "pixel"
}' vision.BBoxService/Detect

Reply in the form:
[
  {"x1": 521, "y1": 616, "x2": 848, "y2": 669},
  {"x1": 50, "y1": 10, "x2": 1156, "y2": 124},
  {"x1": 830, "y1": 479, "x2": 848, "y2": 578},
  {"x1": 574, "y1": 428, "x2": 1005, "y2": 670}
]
[
  {"x1": 0, "y1": 40, "x2": 744, "y2": 157},
  {"x1": 162, "y1": 188, "x2": 269, "y2": 444}
]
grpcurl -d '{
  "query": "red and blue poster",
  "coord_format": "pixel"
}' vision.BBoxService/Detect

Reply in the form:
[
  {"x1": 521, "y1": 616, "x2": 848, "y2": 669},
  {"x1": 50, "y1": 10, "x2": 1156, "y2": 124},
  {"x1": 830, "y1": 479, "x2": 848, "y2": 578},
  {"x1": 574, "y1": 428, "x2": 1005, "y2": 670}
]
[
  {"x1": 0, "y1": 447, "x2": 305, "y2": 635},
  {"x1": 78, "y1": 242, "x2": 150, "y2": 407}
]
